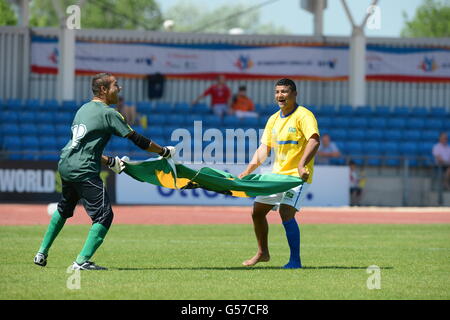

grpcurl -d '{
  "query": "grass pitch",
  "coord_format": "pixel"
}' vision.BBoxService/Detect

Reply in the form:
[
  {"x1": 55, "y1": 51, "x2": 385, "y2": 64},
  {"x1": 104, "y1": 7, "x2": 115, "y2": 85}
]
[{"x1": 0, "y1": 224, "x2": 449, "y2": 300}]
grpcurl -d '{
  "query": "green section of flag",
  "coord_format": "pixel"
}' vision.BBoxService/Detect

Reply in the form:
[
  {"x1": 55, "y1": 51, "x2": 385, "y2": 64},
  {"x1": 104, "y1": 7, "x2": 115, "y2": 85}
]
[{"x1": 123, "y1": 158, "x2": 303, "y2": 198}]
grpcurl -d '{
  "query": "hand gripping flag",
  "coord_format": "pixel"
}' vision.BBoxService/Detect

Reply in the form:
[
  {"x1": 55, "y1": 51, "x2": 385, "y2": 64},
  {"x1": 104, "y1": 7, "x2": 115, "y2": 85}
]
[{"x1": 122, "y1": 157, "x2": 304, "y2": 198}]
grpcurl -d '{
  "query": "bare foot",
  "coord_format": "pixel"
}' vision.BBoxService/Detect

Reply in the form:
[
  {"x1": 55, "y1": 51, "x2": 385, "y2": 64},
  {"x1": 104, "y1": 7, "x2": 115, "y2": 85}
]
[{"x1": 242, "y1": 253, "x2": 270, "y2": 266}]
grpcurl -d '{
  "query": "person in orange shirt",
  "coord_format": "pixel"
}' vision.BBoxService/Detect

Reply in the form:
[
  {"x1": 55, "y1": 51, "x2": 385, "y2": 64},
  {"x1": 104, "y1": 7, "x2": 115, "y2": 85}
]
[{"x1": 231, "y1": 85, "x2": 258, "y2": 118}]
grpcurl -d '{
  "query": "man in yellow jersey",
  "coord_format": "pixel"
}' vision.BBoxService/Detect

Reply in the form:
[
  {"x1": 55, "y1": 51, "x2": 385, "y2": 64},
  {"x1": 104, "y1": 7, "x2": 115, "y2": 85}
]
[{"x1": 238, "y1": 78, "x2": 320, "y2": 269}]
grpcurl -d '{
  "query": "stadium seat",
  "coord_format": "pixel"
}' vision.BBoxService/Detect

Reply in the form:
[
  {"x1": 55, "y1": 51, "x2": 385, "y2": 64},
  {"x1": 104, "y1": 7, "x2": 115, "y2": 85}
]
[
  {"x1": 422, "y1": 130, "x2": 439, "y2": 142},
  {"x1": 353, "y1": 105, "x2": 372, "y2": 117},
  {"x1": 24, "y1": 99, "x2": 41, "y2": 110},
  {"x1": 381, "y1": 141, "x2": 399, "y2": 155},
  {"x1": 403, "y1": 129, "x2": 421, "y2": 141},
  {"x1": 35, "y1": 111, "x2": 55, "y2": 124},
  {"x1": 405, "y1": 118, "x2": 425, "y2": 130},
  {"x1": 337, "y1": 104, "x2": 353, "y2": 117},
  {"x1": 56, "y1": 136, "x2": 68, "y2": 149},
  {"x1": 166, "y1": 114, "x2": 186, "y2": 126},
  {"x1": 429, "y1": 106, "x2": 447, "y2": 117},
  {"x1": 391, "y1": 106, "x2": 410, "y2": 117},
  {"x1": 19, "y1": 124, "x2": 38, "y2": 135},
  {"x1": 200, "y1": 114, "x2": 221, "y2": 128},
  {"x1": 37, "y1": 124, "x2": 56, "y2": 136},
  {"x1": 363, "y1": 141, "x2": 382, "y2": 156},
  {"x1": 334, "y1": 116, "x2": 351, "y2": 128},
  {"x1": 223, "y1": 116, "x2": 241, "y2": 128},
  {"x1": 365, "y1": 129, "x2": 384, "y2": 141},
  {"x1": 2, "y1": 123, "x2": 20, "y2": 136},
  {"x1": 54, "y1": 112, "x2": 73, "y2": 125},
  {"x1": 18, "y1": 111, "x2": 36, "y2": 124},
  {"x1": 306, "y1": 104, "x2": 318, "y2": 115},
  {"x1": 346, "y1": 141, "x2": 363, "y2": 155},
  {"x1": 55, "y1": 124, "x2": 69, "y2": 136},
  {"x1": 409, "y1": 106, "x2": 429, "y2": 118},
  {"x1": 6, "y1": 98, "x2": 23, "y2": 109},
  {"x1": 385, "y1": 129, "x2": 402, "y2": 141},
  {"x1": 3, "y1": 135, "x2": 22, "y2": 151},
  {"x1": 145, "y1": 126, "x2": 164, "y2": 137},
  {"x1": 319, "y1": 105, "x2": 336, "y2": 116},
  {"x1": 399, "y1": 142, "x2": 418, "y2": 156},
  {"x1": 147, "y1": 114, "x2": 166, "y2": 126},
  {"x1": 348, "y1": 129, "x2": 365, "y2": 140},
  {"x1": 39, "y1": 136, "x2": 57, "y2": 150},
  {"x1": 387, "y1": 118, "x2": 406, "y2": 129},
  {"x1": 62, "y1": 100, "x2": 78, "y2": 112},
  {"x1": 373, "y1": 105, "x2": 391, "y2": 117},
  {"x1": 136, "y1": 101, "x2": 153, "y2": 113},
  {"x1": 329, "y1": 128, "x2": 347, "y2": 140},
  {"x1": 349, "y1": 117, "x2": 369, "y2": 128},
  {"x1": 317, "y1": 116, "x2": 332, "y2": 129},
  {"x1": 240, "y1": 117, "x2": 259, "y2": 128},
  {"x1": 173, "y1": 102, "x2": 191, "y2": 113},
  {"x1": 191, "y1": 103, "x2": 210, "y2": 114},
  {"x1": 42, "y1": 99, "x2": 60, "y2": 111},
  {"x1": 424, "y1": 118, "x2": 444, "y2": 130}
]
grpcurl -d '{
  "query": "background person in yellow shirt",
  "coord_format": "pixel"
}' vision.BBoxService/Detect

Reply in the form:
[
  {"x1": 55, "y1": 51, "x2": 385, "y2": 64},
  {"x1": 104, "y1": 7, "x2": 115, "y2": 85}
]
[{"x1": 238, "y1": 78, "x2": 320, "y2": 269}]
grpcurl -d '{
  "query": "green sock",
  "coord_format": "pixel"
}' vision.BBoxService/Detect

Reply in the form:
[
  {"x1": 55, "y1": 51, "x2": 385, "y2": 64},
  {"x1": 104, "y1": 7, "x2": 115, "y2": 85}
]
[
  {"x1": 75, "y1": 223, "x2": 109, "y2": 265},
  {"x1": 38, "y1": 210, "x2": 66, "y2": 255}
]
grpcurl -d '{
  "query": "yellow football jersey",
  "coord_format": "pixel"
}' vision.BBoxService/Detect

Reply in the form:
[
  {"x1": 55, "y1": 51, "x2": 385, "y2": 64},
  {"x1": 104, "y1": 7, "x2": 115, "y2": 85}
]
[{"x1": 261, "y1": 105, "x2": 319, "y2": 184}]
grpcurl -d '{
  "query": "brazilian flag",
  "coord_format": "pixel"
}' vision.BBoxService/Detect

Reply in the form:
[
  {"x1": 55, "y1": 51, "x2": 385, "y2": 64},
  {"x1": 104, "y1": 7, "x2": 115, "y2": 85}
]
[{"x1": 123, "y1": 158, "x2": 303, "y2": 198}]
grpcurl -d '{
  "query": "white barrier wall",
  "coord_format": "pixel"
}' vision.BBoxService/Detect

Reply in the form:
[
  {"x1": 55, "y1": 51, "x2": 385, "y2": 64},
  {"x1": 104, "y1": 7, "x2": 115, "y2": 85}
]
[{"x1": 116, "y1": 164, "x2": 349, "y2": 207}]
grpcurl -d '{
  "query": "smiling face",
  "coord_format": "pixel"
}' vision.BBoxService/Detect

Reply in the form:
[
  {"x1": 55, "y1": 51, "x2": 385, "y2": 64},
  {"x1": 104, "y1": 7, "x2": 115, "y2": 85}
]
[{"x1": 275, "y1": 85, "x2": 297, "y2": 109}]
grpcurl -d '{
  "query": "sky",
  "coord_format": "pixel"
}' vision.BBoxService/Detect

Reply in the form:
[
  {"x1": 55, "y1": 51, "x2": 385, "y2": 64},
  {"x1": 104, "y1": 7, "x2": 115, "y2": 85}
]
[{"x1": 157, "y1": 0, "x2": 425, "y2": 38}]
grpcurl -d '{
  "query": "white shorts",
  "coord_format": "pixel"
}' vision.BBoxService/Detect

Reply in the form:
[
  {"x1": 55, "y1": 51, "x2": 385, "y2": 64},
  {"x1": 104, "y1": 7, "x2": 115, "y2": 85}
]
[{"x1": 254, "y1": 183, "x2": 310, "y2": 212}]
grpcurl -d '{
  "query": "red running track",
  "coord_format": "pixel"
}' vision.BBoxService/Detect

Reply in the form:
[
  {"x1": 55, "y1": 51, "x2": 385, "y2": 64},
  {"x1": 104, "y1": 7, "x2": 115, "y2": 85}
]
[{"x1": 0, "y1": 204, "x2": 449, "y2": 225}]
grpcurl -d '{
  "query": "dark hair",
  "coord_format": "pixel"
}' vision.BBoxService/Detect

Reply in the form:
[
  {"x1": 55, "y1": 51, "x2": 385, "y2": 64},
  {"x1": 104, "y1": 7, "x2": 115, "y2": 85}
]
[
  {"x1": 275, "y1": 78, "x2": 297, "y2": 92},
  {"x1": 92, "y1": 73, "x2": 113, "y2": 96},
  {"x1": 238, "y1": 85, "x2": 246, "y2": 91}
]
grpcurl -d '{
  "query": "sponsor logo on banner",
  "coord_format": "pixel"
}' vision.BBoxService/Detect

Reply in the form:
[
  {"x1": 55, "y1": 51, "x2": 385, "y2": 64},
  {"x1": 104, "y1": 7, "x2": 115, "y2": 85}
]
[
  {"x1": 234, "y1": 55, "x2": 254, "y2": 71},
  {"x1": 317, "y1": 59, "x2": 337, "y2": 69},
  {"x1": 136, "y1": 56, "x2": 155, "y2": 66},
  {"x1": 48, "y1": 48, "x2": 59, "y2": 65},
  {"x1": 419, "y1": 56, "x2": 438, "y2": 72}
]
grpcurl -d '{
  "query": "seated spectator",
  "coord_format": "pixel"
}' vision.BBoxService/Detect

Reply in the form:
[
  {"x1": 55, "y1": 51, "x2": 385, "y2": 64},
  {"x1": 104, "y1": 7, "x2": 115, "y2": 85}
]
[
  {"x1": 349, "y1": 160, "x2": 365, "y2": 206},
  {"x1": 316, "y1": 133, "x2": 341, "y2": 165},
  {"x1": 432, "y1": 132, "x2": 450, "y2": 190},
  {"x1": 116, "y1": 96, "x2": 138, "y2": 126},
  {"x1": 230, "y1": 85, "x2": 258, "y2": 118}
]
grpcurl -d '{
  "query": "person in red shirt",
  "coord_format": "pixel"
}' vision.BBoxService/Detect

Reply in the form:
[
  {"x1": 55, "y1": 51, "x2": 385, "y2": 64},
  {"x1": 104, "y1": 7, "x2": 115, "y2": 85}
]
[{"x1": 192, "y1": 74, "x2": 231, "y2": 118}]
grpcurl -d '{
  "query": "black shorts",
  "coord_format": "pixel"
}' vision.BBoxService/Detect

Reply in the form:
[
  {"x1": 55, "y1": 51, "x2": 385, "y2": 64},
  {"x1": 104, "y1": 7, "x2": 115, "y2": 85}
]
[{"x1": 57, "y1": 176, "x2": 114, "y2": 229}]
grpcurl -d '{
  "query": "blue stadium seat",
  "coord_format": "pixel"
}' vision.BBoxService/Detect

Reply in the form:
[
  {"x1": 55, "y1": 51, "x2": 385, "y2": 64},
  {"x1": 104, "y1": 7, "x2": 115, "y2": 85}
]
[
  {"x1": 145, "y1": 126, "x2": 164, "y2": 137},
  {"x1": 6, "y1": 98, "x2": 23, "y2": 109},
  {"x1": 365, "y1": 129, "x2": 384, "y2": 141},
  {"x1": 409, "y1": 106, "x2": 429, "y2": 118},
  {"x1": 62, "y1": 100, "x2": 78, "y2": 112},
  {"x1": 55, "y1": 124, "x2": 69, "y2": 136},
  {"x1": 39, "y1": 136, "x2": 57, "y2": 150},
  {"x1": 319, "y1": 105, "x2": 336, "y2": 116},
  {"x1": 403, "y1": 130, "x2": 421, "y2": 141},
  {"x1": 373, "y1": 105, "x2": 391, "y2": 117},
  {"x1": 18, "y1": 111, "x2": 36, "y2": 124},
  {"x1": 2, "y1": 123, "x2": 20, "y2": 136},
  {"x1": 22, "y1": 136, "x2": 40, "y2": 160},
  {"x1": 329, "y1": 128, "x2": 347, "y2": 140},
  {"x1": 191, "y1": 103, "x2": 210, "y2": 114},
  {"x1": 385, "y1": 129, "x2": 402, "y2": 141},
  {"x1": 42, "y1": 99, "x2": 60, "y2": 111},
  {"x1": 337, "y1": 104, "x2": 353, "y2": 117},
  {"x1": 223, "y1": 116, "x2": 241, "y2": 128},
  {"x1": 240, "y1": 117, "x2": 259, "y2": 128},
  {"x1": 110, "y1": 138, "x2": 130, "y2": 152},
  {"x1": 429, "y1": 106, "x2": 447, "y2": 118},
  {"x1": 24, "y1": 99, "x2": 41, "y2": 110},
  {"x1": 349, "y1": 117, "x2": 369, "y2": 128},
  {"x1": 202, "y1": 114, "x2": 222, "y2": 128},
  {"x1": 35, "y1": 111, "x2": 55, "y2": 124},
  {"x1": 405, "y1": 118, "x2": 425, "y2": 130},
  {"x1": 381, "y1": 141, "x2": 399, "y2": 155},
  {"x1": 166, "y1": 114, "x2": 185, "y2": 126},
  {"x1": 317, "y1": 116, "x2": 332, "y2": 128},
  {"x1": 363, "y1": 141, "x2": 382, "y2": 156},
  {"x1": 306, "y1": 105, "x2": 318, "y2": 115},
  {"x1": 19, "y1": 124, "x2": 38, "y2": 135},
  {"x1": 346, "y1": 141, "x2": 363, "y2": 155},
  {"x1": 334, "y1": 116, "x2": 351, "y2": 128},
  {"x1": 173, "y1": 102, "x2": 191, "y2": 113},
  {"x1": 147, "y1": 114, "x2": 166, "y2": 126},
  {"x1": 136, "y1": 101, "x2": 153, "y2": 113},
  {"x1": 348, "y1": 129, "x2": 365, "y2": 140},
  {"x1": 419, "y1": 142, "x2": 434, "y2": 155},
  {"x1": 37, "y1": 124, "x2": 56, "y2": 136},
  {"x1": 264, "y1": 104, "x2": 278, "y2": 115},
  {"x1": 387, "y1": 118, "x2": 406, "y2": 129},
  {"x1": 399, "y1": 142, "x2": 418, "y2": 156},
  {"x1": 353, "y1": 105, "x2": 372, "y2": 117},
  {"x1": 54, "y1": 112, "x2": 73, "y2": 125},
  {"x1": 424, "y1": 118, "x2": 444, "y2": 130},
  {"x1": 422, "y1": 130, "x2": 439, "y2": 142},
  {"x1": 391, "y1": 106, "x2": 410, "y2": 117},
  {"x1": 56, "y1": 136, "x2": 68, "y2": 149},
  {"x1": 3, "y1": 135, "x2": 22, "y2": 151}
]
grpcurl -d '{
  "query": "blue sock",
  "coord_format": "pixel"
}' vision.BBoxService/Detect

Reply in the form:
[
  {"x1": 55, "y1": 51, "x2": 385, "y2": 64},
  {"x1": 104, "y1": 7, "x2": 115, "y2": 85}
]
[{"x1": 282, "y1": 218, "x2": 302, "y2": 269}]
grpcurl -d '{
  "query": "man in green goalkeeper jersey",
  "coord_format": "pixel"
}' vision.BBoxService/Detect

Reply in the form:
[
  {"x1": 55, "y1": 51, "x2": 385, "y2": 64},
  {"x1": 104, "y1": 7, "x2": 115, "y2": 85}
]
[{"x1": 34, "y1": 73, "x2": 175, "y2": 270}]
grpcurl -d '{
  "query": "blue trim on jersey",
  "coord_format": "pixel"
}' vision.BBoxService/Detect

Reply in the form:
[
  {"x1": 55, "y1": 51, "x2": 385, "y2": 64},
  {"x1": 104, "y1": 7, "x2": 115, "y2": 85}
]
[
  {"x1": 277, "y1": 140, "x2": 299, "y2": 145},
  {"x1": 279, "y1": 105, "x2": 298, "y2": 118},
  {"x1": 293, "y1": 184, "x2": 303, "y2": 209}
]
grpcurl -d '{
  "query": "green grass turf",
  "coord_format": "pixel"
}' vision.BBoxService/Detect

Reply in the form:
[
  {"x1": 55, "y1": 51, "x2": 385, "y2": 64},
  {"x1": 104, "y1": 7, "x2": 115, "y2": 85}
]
[{"x1": 0, "y1": 224, "x2": 449, "y2": 300}]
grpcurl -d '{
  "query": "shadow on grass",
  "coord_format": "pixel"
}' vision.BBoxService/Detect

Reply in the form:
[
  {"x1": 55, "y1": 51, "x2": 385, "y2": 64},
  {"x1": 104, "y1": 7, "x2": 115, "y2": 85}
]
[{"x1": 111, "y1": 266, "x2": 394, "y2": 271}]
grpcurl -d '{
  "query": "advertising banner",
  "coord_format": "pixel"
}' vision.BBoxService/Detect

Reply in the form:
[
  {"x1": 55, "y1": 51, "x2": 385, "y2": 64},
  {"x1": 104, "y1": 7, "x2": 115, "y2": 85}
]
[
  {"x1": 31, "y1": 36, "x2": 450, "y2": 82},
  {"x1": 0, "y1": 160, "x2": 116, "y2": 203}
]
